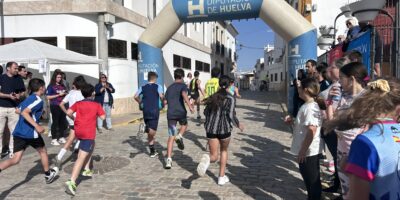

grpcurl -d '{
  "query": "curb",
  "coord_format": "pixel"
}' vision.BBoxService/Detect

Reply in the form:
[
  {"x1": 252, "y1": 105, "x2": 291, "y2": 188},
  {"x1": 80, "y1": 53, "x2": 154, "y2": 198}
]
[{"x1": 113, "y1": 109, "x2": 167, "y2": 127}]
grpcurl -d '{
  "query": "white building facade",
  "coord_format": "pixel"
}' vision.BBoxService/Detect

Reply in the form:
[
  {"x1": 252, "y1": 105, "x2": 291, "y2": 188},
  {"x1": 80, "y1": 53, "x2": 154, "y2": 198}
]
[{"x1": 0, "y1": 0, "x2": 237, "y2": 114}]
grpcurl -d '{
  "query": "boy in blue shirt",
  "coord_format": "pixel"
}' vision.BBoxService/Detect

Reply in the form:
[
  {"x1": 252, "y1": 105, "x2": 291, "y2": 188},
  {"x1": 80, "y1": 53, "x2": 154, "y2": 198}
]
[
  {"x1": 134, "y1": 72, "x2": 164, "y2": 157},
  {"x1": 0, "y1": 78, "x2": 59, "y2": 184}
]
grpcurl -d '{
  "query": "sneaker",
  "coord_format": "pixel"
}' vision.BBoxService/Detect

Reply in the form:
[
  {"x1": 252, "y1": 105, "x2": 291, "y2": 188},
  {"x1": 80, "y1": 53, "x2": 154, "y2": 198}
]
[
  {"x1": 45, "y1": 167, "x2": 59, "y2": 184},
  {"x1": 197, "y1": 154, "x2": 210, "y2": 177},
  {"x1": 51, "y1": 139, "x2": 60, "y2": 146},
  {"x1": 197, "y1": 115, "x2": 201, "y2": 120},
  {"x1": 175, "y1": 135, "x2": 185, "y2": 150},
  {"x1": 58, "y1": 137, "x2": 67, "y2": 144},
  {"x1": 149, "y1": 149, "x2": 158, "y2": 158},
  {"x1": 81, "y1": 169, "x2": 94, "y2": 177},
  {"x1": 97, "y1": 128, "x2": 103, "y2": 134},
  {"x1": 9, "y1": 152, "x2": 14, "y2": 159},
  {"x1": 65, "y1": 180, "x2": 77, "y2": 196},
  {"x1": 48, "y1": 130, "x2": 52, "y2": 138},
  {"x1": 218, "y1": 175, "x2": 230, "y2": 186},
  {"x1": 165, "y1": 158, "x2": 172, "y2": 169},
  {"x1": 1, "y1": 150, "x2": 9, "y2": 159},
  {"x1": 106, "y1": 128, "x2": 114, "y2": 131},
  {"x1": 322, "y1": 185, "x2": 340, "y2": 193}
]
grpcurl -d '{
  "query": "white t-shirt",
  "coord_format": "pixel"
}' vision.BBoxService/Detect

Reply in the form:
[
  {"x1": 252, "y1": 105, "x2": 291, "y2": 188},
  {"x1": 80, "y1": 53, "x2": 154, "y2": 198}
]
[
  {"x1": 291, "y1": 101, "x2": 324, "y2": 157},
  {"x1": 104, "y1": 89, "x2": 109, "y2": 103},
  {"x1": 62, "y1": 90, "x2": 84, "y2": 125}
]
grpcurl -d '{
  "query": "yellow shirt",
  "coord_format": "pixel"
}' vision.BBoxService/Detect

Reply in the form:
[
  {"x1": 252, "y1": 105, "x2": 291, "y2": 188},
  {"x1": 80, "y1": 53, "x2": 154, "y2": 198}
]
[{"x1": 205, "y1": 78, "x2": 219, "y2": 98}]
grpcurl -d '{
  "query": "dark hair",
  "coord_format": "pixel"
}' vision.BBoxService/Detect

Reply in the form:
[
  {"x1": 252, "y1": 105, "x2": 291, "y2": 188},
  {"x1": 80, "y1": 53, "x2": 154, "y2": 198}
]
[
  {"x1": 301, "y1": 78, "x2": 326, "y2": 110},
  {"x1": 50, "y1": 71, "x2": 63, "y2": 86},
  {"x1": 297, "y1": 69, "x2": 306, "y2": 80},
  {"x1": 148, "y1": 71, "x2": 158, "y2": 81},
  {"x1": 27, "y1": 71, "x2": 32, "y2": 76},
  {"x1": 73, "y1": 75, "x2": 87, "y2": 90},
  {"x1": 340, "y1": 62, "x2": 368, "y2": 87},
  {"x1": 6, "y1": 62, "x2": 17, "y2": 69},
  {"x1": 18, "y1": 65, "x2": 26, "y2": 71},
  {"x1": 306, "y1": 59, "x2": 317, "y2": 67},
  {"x1": 174, "y1": 68, "x2": 185, "y2": 80},
  {"x1": 211, "y1": 67, "x2": 221, "y2": 78},
  {"x1": 0, "y1": 65, "x2": 3, "y2": 74},
  {"x1": 346, "y1": 50, "x2": 363, "y2": 63},
  {"x1": 327, "y1": 78, "x2": 400, "y2": 131},
  {"x1": 204, "y1": 75, "x2": 230, "y2": 112},
  {"x1": 187, "y1": 72, "x2": 192, "y2": 78},
  {"x1": 316, "y1": 64, "x2": 329, "y2": 81},
  {"x1": 28, "y1": 78, "x2": 45, "y2": 93},
  {"x1": 81, "y1": 84, "x2": 95, "y2": 98},
  {"x1": 194, "y1": 71, "x2": 200, "y2": 77},
  {"x1": 99, "y1": 73, "x2": 107, "y2": 83}
]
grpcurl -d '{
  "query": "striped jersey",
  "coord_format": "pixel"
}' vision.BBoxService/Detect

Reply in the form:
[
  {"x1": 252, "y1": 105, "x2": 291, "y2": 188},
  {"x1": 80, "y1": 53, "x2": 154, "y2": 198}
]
[
  {"x1": 204, "y1": 94, "x2": 239, "y2": 135},
  {"x1": 13, "y1": 94, "x2": 43, "y2": 139}
]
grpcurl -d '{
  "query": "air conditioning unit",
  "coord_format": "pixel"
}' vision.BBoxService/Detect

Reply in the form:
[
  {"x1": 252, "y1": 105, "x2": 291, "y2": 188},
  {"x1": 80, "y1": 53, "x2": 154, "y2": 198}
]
[{"x1": 104, "y1": 14, "x2": 115, "y2": 25}]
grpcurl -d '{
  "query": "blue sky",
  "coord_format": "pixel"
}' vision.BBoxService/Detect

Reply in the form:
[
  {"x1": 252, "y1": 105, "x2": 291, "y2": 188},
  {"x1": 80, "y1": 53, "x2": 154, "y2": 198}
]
[{"x1": 232, "y1": 19, "x2": 274, "y2": 71}]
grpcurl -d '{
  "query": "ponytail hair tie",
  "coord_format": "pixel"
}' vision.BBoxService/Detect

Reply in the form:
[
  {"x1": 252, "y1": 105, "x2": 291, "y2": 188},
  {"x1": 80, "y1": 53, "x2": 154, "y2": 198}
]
[
  {"x1": 363, "y1": 76, "x2": 370, "y2": 82},
  {"x1": 367, "y1": 79, "x2": 390, "y2": 93}
]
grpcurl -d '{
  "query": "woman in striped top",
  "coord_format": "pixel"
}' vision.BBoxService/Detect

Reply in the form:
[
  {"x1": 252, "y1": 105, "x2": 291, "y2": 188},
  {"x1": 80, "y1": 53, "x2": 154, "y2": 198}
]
[{"x1": 196, "y1": 75, "x2": 244, "y2": 186}]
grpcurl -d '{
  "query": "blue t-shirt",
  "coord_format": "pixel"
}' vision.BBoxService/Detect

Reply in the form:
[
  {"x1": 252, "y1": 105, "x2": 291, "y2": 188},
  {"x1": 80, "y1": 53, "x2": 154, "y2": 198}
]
[
  {"x1": 345, "y1": 121, "x2": 400, "y2": 199},
  {"x1": 13, "y1": 94, "x2": 44, "y2": 139},
  {"x1": 136, "y1": 83, "x2": 163, "y2": 120}
]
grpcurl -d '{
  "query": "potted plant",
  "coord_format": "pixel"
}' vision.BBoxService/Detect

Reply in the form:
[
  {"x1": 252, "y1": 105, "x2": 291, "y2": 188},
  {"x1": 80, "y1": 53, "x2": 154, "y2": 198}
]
[{"x1": 349, "y1": 0, "x2": 386, "y2": 22}]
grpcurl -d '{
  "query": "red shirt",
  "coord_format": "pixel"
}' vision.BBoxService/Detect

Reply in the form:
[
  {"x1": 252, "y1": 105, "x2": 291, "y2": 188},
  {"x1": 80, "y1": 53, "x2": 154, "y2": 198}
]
[{"x1": 70, "y1": 99, "x2": 105, "y2": 140}]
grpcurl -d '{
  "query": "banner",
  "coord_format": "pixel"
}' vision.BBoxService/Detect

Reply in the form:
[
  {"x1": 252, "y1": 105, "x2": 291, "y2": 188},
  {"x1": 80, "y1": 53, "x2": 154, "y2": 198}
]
[
  {"x1": 328, "y1": 44, "x2": 344, "y2": 65},
  {"x1": 172, "y1": 0, "x2": 264, "y2": 22},
  {"x1": 347, "y1": 30, "x2": 371, "y2": 75},
  {"x1": 138, "y1": 42, "x2": 164, "y2": 89}
]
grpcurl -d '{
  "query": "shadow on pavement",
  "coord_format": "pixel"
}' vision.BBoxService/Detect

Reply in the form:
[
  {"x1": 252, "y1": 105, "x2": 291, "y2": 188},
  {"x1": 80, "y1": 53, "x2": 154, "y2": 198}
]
[
  {"x1": 123, "y1": 136, "x2": 166, "y2": 167},
  {"x1": 184, "y1": 131, "x2": 207, "y2": 151},
  {"x1": 198, "y1": 191, "x2": 220, "y2": 200},
  {"x1": 226, "y1": 132, "x2": 306, "y2": 199}
]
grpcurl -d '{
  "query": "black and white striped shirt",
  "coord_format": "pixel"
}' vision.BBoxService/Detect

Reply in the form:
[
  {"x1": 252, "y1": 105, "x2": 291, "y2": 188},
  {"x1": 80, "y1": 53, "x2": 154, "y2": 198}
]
[{"x1": 204, "y1": 94, "x2": 240, "y2": 135}]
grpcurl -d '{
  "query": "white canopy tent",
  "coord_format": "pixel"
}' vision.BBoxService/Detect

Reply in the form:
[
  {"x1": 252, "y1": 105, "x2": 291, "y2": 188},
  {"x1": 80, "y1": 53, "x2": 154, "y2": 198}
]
[{"x1": 0, "y1": 39, "x2": 103, "y2": 85}]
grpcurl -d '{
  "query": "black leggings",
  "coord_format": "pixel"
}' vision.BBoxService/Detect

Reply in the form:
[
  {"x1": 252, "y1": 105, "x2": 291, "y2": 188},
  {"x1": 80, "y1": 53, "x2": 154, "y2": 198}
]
[
  {"x1": 50, "y1": 105, "x2": 67, "y2": 140},
  {"x1": 299, "y1": 154, "x2": 322, "y2": 200},
  {"x1": 323, "y1": 130, "x2": 340, "y2": 188}
]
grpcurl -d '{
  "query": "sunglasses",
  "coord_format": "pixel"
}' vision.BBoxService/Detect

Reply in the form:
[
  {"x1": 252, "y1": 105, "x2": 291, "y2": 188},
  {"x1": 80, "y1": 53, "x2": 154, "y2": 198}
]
[{"x1": 101, "y1": 76, "x2": 107, "y2": 79}]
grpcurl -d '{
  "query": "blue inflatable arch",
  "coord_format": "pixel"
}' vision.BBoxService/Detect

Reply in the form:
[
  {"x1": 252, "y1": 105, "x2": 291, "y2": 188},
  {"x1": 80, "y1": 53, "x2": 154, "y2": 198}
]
[{"x1": 138, "y1": 0, "x2": 316, "y2": 108}]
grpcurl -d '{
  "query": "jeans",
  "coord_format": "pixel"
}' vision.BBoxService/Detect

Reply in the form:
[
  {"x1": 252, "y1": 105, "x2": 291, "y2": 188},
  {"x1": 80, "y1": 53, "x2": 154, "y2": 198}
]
[
  {"x1": 299, "y1": 154, "x2": 322, "y2": 200},
  {"x1": 323, "y1": 131, "x2": 340, "y2": 188},
  {"x1": 0, "y1": 107, "x2": 19, "y2": 153},
  {"x1": 98, "y1": 104, "x2": 112, "y2": 129}
]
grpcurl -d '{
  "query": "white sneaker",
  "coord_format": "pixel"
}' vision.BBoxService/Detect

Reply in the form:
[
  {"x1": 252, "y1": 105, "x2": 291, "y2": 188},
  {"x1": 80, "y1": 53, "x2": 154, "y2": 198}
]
[
  {"x1": 58, "y1": 137, "x2": 66, "y2": 144},
  {"x1": 165, "y1": 158, "x2": 172, "y2": 169},
  {"x1": 218, "y1": 175, "x2": 230, "y2": 186},
  {"x1": 197, "y1": 154, "x2": 210, "y2": 177},
  {"x1": 48, "y1": 130, "x2": 52, "y2": 138},
  {"x1": 9, "y1": 152, "x2": 14, "y2": 159},
  {"x1": 51, "y1": 139, "x2": 60, "y2": 146}
]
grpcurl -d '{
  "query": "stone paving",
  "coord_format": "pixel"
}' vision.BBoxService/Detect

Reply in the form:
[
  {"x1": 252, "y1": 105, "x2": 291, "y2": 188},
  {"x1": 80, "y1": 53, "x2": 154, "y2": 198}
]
[{"x1": 0, "y1": 91, "x2": 312, "y2": 200}]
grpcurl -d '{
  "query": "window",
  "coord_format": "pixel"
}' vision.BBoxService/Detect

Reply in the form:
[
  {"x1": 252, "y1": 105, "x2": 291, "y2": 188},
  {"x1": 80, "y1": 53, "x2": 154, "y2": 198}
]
[
  {"x1": 275, "y1": 73, "x2": 278, "y2": 82},
  {"x1": 173, "y1": 54, "x2": 191, "y2": 70},
  {"x1": 108, "y1": 39, "x2": 127, "y2": 59},
  {"x1": 281, "y1": 72, "x2": 283, "y2": 81},
  {"x1": 131, "y1": 42, "x2": 138, "y2": 60},
  {"x1": 195, "y1": 60, "x2": 211, "y2": 72},
  {"x1": 66, "y1": 37, "x2": 95, "y2": 56}
]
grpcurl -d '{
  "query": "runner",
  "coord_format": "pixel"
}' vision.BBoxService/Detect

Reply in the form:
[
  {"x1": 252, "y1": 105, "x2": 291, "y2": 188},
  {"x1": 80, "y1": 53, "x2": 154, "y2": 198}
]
[
  {"x1": 164, "y1": 69, "x2": 194, "y2": 169},
  {"x1": 65, "y1": 84, "x2": 105, "y2": 196},
  {"x1": 205, "y1": 67, "x2": 221, "y2": 98},
  {"x1": 53, "y1": 75, "x2": 87, "y2": 168},
  {"x1": 197, "y1": 76, "x2": 244, "y2": 185},
  {"x1": 134, "y1": 72, "x2": 164, "y2": 158},
  {"x1": 0, "y1": 78, "x2": 59, "y2": 184},
  {"x1": 189, "y1": 71, "x2": 205, "y2": 119}
]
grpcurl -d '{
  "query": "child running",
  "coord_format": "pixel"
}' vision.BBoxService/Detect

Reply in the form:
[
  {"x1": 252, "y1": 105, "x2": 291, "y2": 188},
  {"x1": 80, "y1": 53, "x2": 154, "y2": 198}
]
[
  {"x1": 65, "y1": 84, "x2": 105, "y2": 196},
  {"x1": 54, "y1": 75, "x2": 87, "y2": 168},
  {"x1": 0, "y1": 78, "x2": 59, "y2": 183},
  {"x1": 134, "y1": 72, "x2": 164, "y2": 158},
  {"x1": 164, "y1": 68, "x2": 194, "y2": 169},
  {"x1": 328, "y1": 78, "x2": 400, "y2": 199},
  {"x1": 189, "y1": 71, "x2": 205, "y2": 119},
  {"x1": 197, "y1": 76, "x2": 244, "y2": 185},
  {"x1": 285, "y1": 78, "x2": 324, "y2": 200}
]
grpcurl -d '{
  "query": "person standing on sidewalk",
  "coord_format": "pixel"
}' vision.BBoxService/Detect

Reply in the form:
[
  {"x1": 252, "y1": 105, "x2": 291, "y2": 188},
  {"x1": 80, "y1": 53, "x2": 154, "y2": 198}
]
[
  {"x1": 0, "y1": 62, "x2": 26, "y2": 158},
  {"x1": 95, "y1": 73, "x2": 115, "y2": 133},
  {"x1": 0, "y1": 78, "x2": 59, "y2": 184},
  {"x1": 197, "y1": 76, "x2": 244, "y2": 186},
  {"x1": 134, "y1": 72, "x2": 164, "y2": 158},
  {"x1": 46, "y1": 71, "x2": 68, "y2": 146},
  {"x1": 164, "y1": 69, "x2": 194, "y2": 169},
  {"x1": 189, "y1": 71, "x2": 205, "y2": 119}
]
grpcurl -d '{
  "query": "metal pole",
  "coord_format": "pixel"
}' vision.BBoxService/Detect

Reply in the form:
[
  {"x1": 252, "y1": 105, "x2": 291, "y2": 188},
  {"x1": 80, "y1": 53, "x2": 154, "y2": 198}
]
[
  {"x1": 396, "y1": 1, "x2": 400, "y2": 78},
  {"x1": 371, "y1": 27, "x2": 376, "y2": 79}
]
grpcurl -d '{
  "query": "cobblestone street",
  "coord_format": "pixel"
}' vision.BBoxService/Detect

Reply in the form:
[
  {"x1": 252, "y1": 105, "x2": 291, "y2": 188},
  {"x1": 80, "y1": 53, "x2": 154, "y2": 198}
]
[{"x1": 0, "y1": 91, "x2": 309, "y2": 200}]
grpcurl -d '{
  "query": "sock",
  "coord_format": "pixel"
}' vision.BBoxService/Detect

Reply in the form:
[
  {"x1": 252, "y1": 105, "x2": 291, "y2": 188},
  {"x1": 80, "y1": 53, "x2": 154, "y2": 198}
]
[
  {"x1": 0, "y1": 169, "x2": 2, "y2": 173},
  {"x1": 57, "y1": 148, "x2": 67, "y2": 160},
  {"x1": 45, "y1": 170, "x2": 50, "y2": 176}
]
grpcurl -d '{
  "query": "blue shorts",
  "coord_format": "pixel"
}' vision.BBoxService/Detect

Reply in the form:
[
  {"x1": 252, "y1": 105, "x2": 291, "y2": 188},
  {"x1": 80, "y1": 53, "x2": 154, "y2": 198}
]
[
  {"x1": 144, "y1": 118, "x2": 159, "y2": 132},
  {"x1": 79, "y1": 140, "x2": 95, "y2": 153},
  {"x1": 167, "y1": 118, "x2": 188, "y2": 136}
]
